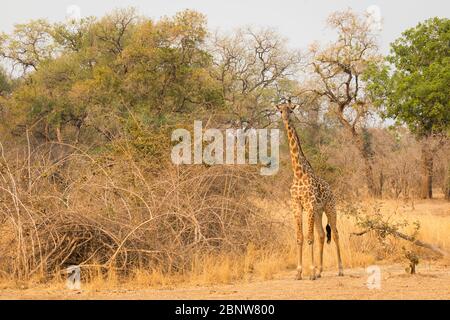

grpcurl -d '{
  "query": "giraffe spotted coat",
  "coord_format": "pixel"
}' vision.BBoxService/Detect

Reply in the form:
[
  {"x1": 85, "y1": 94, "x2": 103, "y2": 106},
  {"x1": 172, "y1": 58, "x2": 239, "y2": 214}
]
[{"x1": 277, "y1": 100, "x2": 343, "y2": 280}]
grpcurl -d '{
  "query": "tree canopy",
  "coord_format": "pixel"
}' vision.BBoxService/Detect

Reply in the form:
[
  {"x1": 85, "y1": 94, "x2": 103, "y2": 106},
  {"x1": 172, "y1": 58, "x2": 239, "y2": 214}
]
[
  {"x1": 1, "y1": 9, "x2": 300, "y2": 147},
  {"x1": 366, "y1": 17, "x2": 450, "y2": 199},
  {"x1": 367, "y1": 17, "x2": 450, "y2": 138}
]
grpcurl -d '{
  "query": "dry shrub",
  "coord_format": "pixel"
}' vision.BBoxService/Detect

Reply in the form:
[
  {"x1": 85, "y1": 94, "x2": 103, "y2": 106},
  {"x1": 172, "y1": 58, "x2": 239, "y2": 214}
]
[
  {"x1": 0, "y1": 141, "x2": 282, "y2": 282},
  {"x1": 1, "y1": 136, "x2": 448, "y2": 287}
]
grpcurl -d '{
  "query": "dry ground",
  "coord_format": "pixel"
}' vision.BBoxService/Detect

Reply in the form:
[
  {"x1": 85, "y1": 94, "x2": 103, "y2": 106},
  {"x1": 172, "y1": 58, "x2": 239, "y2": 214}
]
[{"x1": 1, "y1": 264, "x2": 449, "y2": 300}]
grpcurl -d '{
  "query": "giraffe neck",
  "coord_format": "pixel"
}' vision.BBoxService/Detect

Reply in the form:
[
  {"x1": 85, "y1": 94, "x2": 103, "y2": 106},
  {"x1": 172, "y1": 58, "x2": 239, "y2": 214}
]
[{"x1": 281, "y1": 111, "x2": 313, "y2": 180}]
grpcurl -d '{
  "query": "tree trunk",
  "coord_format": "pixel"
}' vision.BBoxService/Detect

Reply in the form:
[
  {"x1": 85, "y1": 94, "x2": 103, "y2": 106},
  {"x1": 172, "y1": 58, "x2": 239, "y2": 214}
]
[
  {"x1": 445, "y1": 166, "x2": 450, "y2": 201},
  {"x1": 420, "y1": 142, "x2": 433, "y2": 199},
  {"x1": 446, "y1": 183, "x2": 450, "y2": 201},
  {"x1": 44, "y1": 122, "x2": 50, "y2": 141},
  {"x1": 362, "y1": 154, "x2": 378, "y2": 197},
  {"x1": 378, "y1": 171, "x2": 384, "y2": 198},
  {"x1": 354, "y1": 133, "x2": 379, "y2": 198},
  {"x1": 56, "y1": 125, "x2": 63, "y2": 143}
]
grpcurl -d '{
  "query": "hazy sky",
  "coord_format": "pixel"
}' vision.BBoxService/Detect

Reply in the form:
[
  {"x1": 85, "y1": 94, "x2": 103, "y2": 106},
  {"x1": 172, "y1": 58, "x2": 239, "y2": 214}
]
[{"x1": 1, "y1": 0, "x2": 449, "y2": 53}]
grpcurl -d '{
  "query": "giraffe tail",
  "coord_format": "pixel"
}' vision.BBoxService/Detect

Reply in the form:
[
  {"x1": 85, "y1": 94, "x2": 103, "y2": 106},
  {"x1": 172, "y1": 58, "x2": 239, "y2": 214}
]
[{"x1": 326, "y1": 224, "x2": 331, "y2": 244}]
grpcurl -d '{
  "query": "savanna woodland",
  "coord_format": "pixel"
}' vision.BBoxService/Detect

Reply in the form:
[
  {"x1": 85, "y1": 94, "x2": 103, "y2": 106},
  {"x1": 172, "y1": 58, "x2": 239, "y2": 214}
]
[{"x1": 0, "y1": 8, "x2": 449, "y2": 291}]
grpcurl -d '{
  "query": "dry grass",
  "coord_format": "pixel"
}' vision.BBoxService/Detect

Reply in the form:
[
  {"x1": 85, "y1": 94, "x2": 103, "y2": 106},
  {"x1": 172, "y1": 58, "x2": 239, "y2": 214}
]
[
  {"x1": 0, "y1": 196, "x2": 448, "y2": 291},
  {"x1": 0, "y1": 142, "x2": 282, "y2": 286},
  {"x1": 91, "y1": 198, "x2": 450, "y2": 289},
  {"x1": 244, "y1": 196, "x2": 450, "y2": 278},
  {"x1": 0, "y1": 141, "x2": 449, "y2": 291}
]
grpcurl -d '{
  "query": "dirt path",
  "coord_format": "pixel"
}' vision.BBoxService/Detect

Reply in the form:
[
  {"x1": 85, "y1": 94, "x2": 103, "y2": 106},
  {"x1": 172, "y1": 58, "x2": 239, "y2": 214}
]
[{"x1": 1, "y1": 264, "x2": 449, "y2": 300}]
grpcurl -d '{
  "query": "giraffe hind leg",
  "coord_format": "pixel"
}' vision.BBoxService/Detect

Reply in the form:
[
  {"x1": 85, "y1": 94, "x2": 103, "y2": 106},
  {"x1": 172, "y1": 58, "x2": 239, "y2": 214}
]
[
  {"x1": 314, "y1": 213, "x2": 325, "y2": 278},
  {"x1": 325, "y1": 202, "x2": 343, "y2": 276}
]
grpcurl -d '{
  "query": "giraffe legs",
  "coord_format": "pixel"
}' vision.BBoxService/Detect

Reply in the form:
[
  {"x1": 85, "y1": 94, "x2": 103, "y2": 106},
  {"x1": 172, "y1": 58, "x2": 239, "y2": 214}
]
[
  {"x1": 290, "y1": 190, "x2": 342, "y2": 280},
  {"x1": 333, "y1": 227, "x2": 344, "y2": 276},
  {"x1": 295, "y1": 217, "x2": 303, "y2": 280},
  {"x1": 314, "y1": 213, "x2": 325, "y2": 278},
  {"x1": 305, "y1": 205, "x2": 317, "y2": 280},
  {"x1": 325, "y1": 203, "x2": 344, "y2": 276},
  {"x1": 291, "y1": 198, "x2": 303, "y2": 280}
]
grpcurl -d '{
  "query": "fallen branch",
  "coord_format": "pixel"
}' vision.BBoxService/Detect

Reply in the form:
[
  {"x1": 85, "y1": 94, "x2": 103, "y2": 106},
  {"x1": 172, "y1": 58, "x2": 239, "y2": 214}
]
[{"x1": 352, "y1": 228, "x2": 449, "y2": 257}]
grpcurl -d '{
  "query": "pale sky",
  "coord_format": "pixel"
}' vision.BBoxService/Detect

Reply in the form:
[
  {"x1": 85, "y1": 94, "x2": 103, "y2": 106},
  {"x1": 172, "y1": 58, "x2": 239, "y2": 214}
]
[{"x1": 1, "y1": 0, "x2": 449, "y2": 53}]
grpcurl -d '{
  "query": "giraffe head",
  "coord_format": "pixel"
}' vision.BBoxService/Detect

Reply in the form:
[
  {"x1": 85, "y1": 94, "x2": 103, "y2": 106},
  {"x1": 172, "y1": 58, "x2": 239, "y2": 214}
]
[{"x1": 276, "y1": 98, "x2": 297, "y2": 120}]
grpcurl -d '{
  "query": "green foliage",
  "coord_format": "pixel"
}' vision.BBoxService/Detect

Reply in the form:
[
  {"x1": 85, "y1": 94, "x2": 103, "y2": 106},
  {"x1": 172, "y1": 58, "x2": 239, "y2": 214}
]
[
  {"x1": 3, "y1": 9, "x2": 224, "y2": 147},
  {"x1": 120, "y1": 10, "x2": 223, "y2": 114},
  {"x1": 0, "y1": 67, "x2": 10, "y2": 95},
  {"x1": 0, "y1": 19, "x2": 55, "y2": 72},
  {"x1": 366, "y1": 18, "x2": 450, "y2": 138},
  {"x1": 0, "y1": 8, "x2": 300, "y2": 162},
  {"x1": 296, "y1": 122, "x2": 341, "y2": 185}
]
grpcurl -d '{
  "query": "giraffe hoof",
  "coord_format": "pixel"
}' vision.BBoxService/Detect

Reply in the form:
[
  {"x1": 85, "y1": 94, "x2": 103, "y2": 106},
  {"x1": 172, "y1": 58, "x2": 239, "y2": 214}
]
[
  {"x1": 338, "y1": 271, "x2": 344, "y2": 277},
  {"x1": 316, "y1": 273, "x2": 321, "y2": 278},
  {"x1": 295, "y1": 273, "x2": 302, "y2": 280},
  {"x1": 309, "y1": 275, "x2": 316, "y2": 280}
]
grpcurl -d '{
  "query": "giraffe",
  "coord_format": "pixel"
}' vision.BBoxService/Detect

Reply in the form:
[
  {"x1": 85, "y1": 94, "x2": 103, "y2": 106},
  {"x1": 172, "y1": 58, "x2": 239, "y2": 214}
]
[{"x1": 276, "y1": 99, "x2": 343, "y2": 280}]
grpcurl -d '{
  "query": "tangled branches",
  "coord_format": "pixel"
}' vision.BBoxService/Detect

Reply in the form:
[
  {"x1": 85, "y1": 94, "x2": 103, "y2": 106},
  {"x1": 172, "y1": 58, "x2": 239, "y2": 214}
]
[{"x1": 0, "y1": 142, "x2": 281, "y2": 280}]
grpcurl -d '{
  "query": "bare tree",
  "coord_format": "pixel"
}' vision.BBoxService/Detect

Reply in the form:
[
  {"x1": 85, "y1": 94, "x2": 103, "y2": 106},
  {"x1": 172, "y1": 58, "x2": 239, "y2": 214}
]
[
  {"x1": 0, "y1": 19, "x2": 56, "y2": 75},
  {"x1": 210, "y1": 28, "x2": 302, "y2": 128},
  {"x1": 307, "y1": 10, "x2": 382, "y2": 196},
  {"x1": 94, "y1": 7, "x2": 139, "y2": 55}
]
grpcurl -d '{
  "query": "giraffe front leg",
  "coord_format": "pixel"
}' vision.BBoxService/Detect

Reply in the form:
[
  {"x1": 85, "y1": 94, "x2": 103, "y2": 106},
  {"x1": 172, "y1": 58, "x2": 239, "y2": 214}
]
[
  {"x1": 306, "y1": 208, "x2": 316, "y2": 280},
  {"x1": 292, "y1": 199, "x2": 303, "y2": 280},
  {"x1": 295, "y1": 216, "x2": 303, "y2": 280}
]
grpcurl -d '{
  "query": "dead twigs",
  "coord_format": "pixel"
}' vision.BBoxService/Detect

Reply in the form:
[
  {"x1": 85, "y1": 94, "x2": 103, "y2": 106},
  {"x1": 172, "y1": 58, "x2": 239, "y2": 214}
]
[{"x1": 0, "y1": 142, "x2": 282, "y2": 280}]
